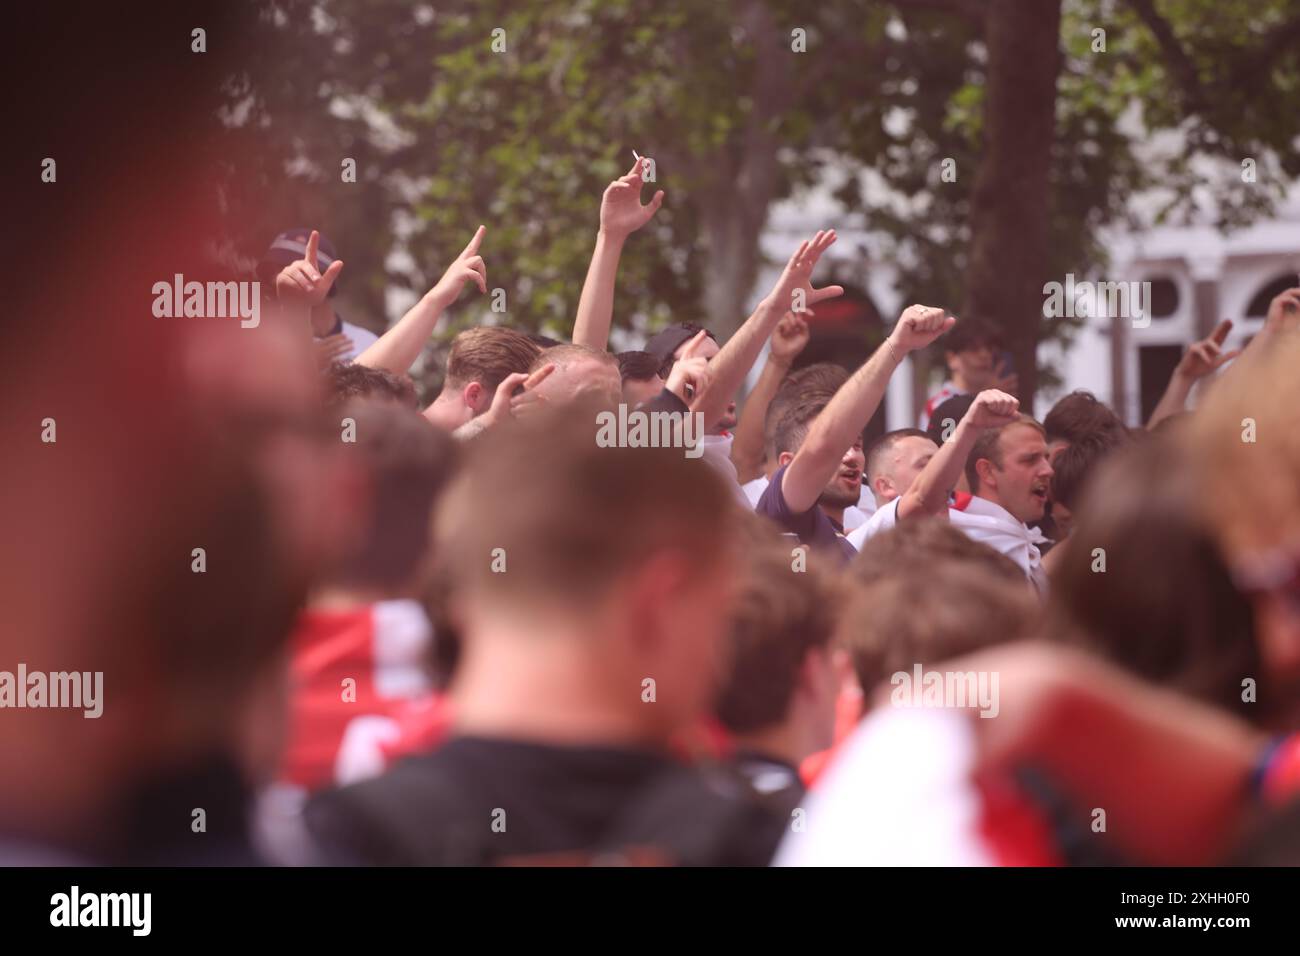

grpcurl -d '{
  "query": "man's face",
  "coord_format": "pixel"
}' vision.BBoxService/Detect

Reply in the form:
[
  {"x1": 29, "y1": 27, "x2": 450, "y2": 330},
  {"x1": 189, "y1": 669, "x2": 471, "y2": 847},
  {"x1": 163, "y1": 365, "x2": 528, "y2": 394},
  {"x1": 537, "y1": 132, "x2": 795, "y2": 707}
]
[
  {"x1": 535, "y1": 358, "x2": 622, "y2": 408},
  {"x1": 818, "y1": 438, "x2": 866, "y2": 510},
  {"x1": 672, "y1": 336, "x2": 736, "y2": 432},
  {"x1": 981, "y1": 424, "x2": 1054, "y2": 523},
  {"x1": 947, "y1": 342, "x2": 997, "y2": 390},
  {"x1": 873, "y1": 435, "x2": 938, "y2": 503},
  {"x1": 622, "y1": 375, "x2": 663, "y2": 408}
]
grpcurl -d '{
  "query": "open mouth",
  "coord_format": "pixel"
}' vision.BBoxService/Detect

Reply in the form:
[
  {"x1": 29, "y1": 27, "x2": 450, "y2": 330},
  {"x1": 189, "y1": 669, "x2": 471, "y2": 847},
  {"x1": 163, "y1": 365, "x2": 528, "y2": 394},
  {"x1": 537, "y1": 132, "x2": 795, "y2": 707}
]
[
  {"x1": 838, "y1": 469, "x2": 861, "y2": 486},
  {"x1": 1031, "y1": 486, "x2": 1048, "y2": 502}
]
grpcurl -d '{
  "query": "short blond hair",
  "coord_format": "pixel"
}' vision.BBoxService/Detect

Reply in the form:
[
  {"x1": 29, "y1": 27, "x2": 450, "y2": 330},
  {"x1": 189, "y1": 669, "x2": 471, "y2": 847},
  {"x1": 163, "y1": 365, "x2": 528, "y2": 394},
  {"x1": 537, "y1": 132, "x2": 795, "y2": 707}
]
[{"x1": 445, "y1": 327, "x2": 540, "y2": 392}]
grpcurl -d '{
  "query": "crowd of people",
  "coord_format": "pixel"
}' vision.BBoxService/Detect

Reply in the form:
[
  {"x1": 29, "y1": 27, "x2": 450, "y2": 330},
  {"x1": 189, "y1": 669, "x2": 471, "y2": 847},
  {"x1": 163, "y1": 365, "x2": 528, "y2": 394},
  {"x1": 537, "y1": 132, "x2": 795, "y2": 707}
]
[{"x1": 9, "y1": 151, "x2": 1300, "y2": 868}]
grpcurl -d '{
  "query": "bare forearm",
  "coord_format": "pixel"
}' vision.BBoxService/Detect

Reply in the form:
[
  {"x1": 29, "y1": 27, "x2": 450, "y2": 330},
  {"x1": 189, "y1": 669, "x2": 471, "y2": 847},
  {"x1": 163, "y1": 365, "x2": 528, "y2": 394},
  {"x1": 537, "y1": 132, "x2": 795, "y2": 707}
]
[
  {"x1": 783, "y1": 340, "x2": 902, "y2": 513},
  {"x1": 694, "y1": 297, "x2": 785, "y2": 432},
  {"x1": 731, "y1": 356, "x2": 790, "y2": 482},
  {"x1": 572, "y1": 231, "x2": 626, "y2": 351},
  {"x1": 355, "y1": 290, "x2": 452, "y2": 375},
  {"x1": 899, "y1": 418, "x2": 978, "y2": 519}
]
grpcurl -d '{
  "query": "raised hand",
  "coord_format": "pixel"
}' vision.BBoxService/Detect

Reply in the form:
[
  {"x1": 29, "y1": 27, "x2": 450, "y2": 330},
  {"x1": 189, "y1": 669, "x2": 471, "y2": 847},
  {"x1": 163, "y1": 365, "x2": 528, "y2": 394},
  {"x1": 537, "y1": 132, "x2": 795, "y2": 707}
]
[
  {"x1": 599, "y1": 157, "x2": 665, "y2": 240},
  {"x1": 483, "y1": 363, "x2": 556, "y2": 428},
  {"x1": 1177, "y1": 319, "x2": 1241, "y2": 381},
  {"x1": 965, "y1": 389, "x2": 1020, "y2": 429},
  {"x1": 890, "y1": 304, "x2": 956, "y2": 353},
  {"x1": 276, "y1": 229, "x2": 344, "y2": 306},
  {"x1": 770, "y1": 311, "x2": 810, "y2": 366},
  {"x1": 1265, "y1": 288, "x2": 1300, "y2": 337},
  {"x1": 428, "y1": 226, "x2": 488, "y2": 307},
  {"x1": 767, "y1": 230, "x2": 844, "y2": 316},
  {"x1": 664, "y1": 330, "x2": 714, "y2": 404}
]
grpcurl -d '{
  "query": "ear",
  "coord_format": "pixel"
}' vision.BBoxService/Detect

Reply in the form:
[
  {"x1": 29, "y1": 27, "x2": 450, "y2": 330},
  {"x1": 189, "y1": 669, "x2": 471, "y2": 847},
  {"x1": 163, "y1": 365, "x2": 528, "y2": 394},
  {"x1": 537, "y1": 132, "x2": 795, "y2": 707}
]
[
  {"x1": 872, "y1": 475, "x2": 894, "y2": 500},
  {"x1": 975, "y1": 456, "x2": 997, "y2": 492},
  {"x1": 463, "y1": 381, "x2": 485, "y2": 412},
  {"x1": 777, "y1": 451, "x2": 796, "y2": 469}
]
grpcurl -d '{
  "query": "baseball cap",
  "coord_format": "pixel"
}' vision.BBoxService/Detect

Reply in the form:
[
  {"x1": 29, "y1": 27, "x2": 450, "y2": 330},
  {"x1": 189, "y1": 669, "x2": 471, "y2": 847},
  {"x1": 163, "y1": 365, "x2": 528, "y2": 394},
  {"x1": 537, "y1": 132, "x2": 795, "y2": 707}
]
[
  {"x1": 256, "y1": 228, "x2": 342, "y2": 297},
  {"x1": 644, "y1": 323, "x2": 718, "y2": 377}
]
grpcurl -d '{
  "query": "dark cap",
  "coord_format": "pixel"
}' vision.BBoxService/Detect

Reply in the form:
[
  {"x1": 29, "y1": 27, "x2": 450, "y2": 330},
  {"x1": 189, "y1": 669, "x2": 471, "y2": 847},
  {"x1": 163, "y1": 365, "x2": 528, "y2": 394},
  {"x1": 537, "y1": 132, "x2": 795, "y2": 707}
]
[
  {"x1": 256, "y1": 228, "x2": 341, "y2": 297},
  {"x1": 644, "y1": 322, "x2": 718, "y2": 377}
]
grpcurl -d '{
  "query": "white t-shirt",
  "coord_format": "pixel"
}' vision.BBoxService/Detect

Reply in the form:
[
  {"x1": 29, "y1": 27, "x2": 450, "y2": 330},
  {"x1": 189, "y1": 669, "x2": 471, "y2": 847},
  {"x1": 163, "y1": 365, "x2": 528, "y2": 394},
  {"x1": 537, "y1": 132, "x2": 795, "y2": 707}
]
[
  {"x1": 338, "y1": 321, "x2": 379, "y2": 362},
  {"x1": 846, "y1": 496, "x2": 901, "y2": 550},
  {"x1": 774, "y1": 706, "x2": 996, "y2": 866},
  {"x1": 846, "y1": 495, "x2": 1048, "y2": 595}
]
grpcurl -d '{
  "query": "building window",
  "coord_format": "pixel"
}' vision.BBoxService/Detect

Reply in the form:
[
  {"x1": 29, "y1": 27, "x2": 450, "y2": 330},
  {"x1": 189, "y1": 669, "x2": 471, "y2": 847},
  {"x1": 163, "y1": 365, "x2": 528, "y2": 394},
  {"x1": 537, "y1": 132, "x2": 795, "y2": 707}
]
[
  {"x1": 1246, "y1": 274, "x2": 1298, "y2": 317},
  {"x1": 1146, "y1": 277, "x2": 1179, "y2": 319}
]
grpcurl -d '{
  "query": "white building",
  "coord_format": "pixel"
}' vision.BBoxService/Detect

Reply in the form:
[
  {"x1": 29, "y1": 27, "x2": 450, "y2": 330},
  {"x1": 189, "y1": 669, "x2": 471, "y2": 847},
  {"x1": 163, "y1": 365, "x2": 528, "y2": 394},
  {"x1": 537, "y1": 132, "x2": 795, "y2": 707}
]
[{"x1": 753, "y1": 171, "x2": 1300, "y2": 429}]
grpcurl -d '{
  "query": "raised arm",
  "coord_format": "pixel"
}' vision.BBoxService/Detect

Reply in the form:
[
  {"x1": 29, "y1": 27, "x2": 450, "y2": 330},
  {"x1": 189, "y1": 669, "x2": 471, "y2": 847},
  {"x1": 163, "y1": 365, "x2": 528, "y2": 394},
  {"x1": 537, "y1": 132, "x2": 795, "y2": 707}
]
[
  {"x1": 781, "y1": 305, "x2": 953, "y2": 515},
  {"x1": 897, "y1": 388, "x2": 1019, "y2": 519},
  {"x1": 1146, "y1": 319, "x2": 1241, "y2": 429},
  {"x1": 694, "y1": 231, "x2": 843, "y2": 433},
  {"x1": 730, "y1": 312, "x2": 808, "y2": 483},
  {"x1": 571, "y1": 157, "x2": 664, "y2": 351},
  {"x1": 355, "y1": 226, "x2": 487, "y2": 375}
]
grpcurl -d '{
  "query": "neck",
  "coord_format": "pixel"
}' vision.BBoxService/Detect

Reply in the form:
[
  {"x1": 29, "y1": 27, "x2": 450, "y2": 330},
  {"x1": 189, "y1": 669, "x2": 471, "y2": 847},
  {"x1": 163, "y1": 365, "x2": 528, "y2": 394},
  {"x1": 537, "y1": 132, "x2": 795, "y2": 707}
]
[
  {"x1": 309, "y1": 303, "x2": 337, "y2": 337},
  {"x1": 950, "y1": 371, "x2": 972, "y2": 392},
  {"x1": 974, "y1": 491, "x2": 1021, "y2": 524},
  {"x1": 451, "y1": 610, "x2": 666, "y2": 751},
  {"x1": 424, "y1": 390, "x2": 470, "y2": 430}
]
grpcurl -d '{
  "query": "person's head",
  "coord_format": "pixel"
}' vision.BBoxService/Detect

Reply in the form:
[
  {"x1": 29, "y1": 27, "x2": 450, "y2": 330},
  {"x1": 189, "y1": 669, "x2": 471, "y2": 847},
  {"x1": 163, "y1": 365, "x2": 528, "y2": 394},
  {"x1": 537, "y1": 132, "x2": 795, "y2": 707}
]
[
  {"x1": 646, "y1": 322, "x2": 720, "y2": 376},
  {"x1": 530, "y1": 344, "x2": 622, "y2": 409},
  {"x1": 5, "y1": 5, "x2": 343, "y2": 860},
  {"x1": 850, "y1": 516, "x2": 1028, "y2": 586},
  {"x1": 434, "y1": 327, "x2": 541, "y2": 427},
  {"x1": 616, "y1": 350, "x2": 665, "y2": 407},
  {"x1": 646, "y1": 323, "x2": 734, "y2": 431},
  {"x1": 965, "y1": 416, "x2": 1053, "y2": 524},
  {"x1": 839, "y1": 551, "x2": 1038, "y2": 703},
  {"x1": 941, "y1": 318, "x2": 1001, "y2": 391},
  {"x1": 713, "y1": 518, "x2": 846, "y2": 760},
  {"x1": 865, "y1": 428, "x2": 937, "y2": 505},
  {"x1": 926, "y1": 393, "x2": 976, "y2": 445},
  {"x1": 1043, "y1": 390, "x2": 1129, "y2": 461},
  {"x1": 1192, "y1": 333, "x2": 1300, "y2": 721},
  {"x1": 435, "y1": 402, "x2": 742, "y2": 739},
  {"x1": 1048, "y1": 429, "x2": 1132, "y2": 537},
  {"x1": 1047, "y1": 436, "x2": 1261, "y2": 722},
  {"x1": 762, "y1": 363, "x2": 848, "y2": 470},
  {"x1": 257, "y1": 227, "x2": 342, "y2": 299},
  {"x1": 773, "y1": 398, "x2": 864, "y2": 512},
  {"x1": 326, "y1": 401, "x2": 459, "y2": 599},
  {"x1": 323, "y1": 362, "x2": 418, "y2": 410}
]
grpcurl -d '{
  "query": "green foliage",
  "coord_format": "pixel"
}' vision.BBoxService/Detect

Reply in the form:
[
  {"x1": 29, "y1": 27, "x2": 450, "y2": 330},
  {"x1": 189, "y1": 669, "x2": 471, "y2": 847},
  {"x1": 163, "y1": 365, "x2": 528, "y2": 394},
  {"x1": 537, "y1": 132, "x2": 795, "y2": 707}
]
[{"x1": 218, "y1": 0, "x2": 1300, "y2": 396}]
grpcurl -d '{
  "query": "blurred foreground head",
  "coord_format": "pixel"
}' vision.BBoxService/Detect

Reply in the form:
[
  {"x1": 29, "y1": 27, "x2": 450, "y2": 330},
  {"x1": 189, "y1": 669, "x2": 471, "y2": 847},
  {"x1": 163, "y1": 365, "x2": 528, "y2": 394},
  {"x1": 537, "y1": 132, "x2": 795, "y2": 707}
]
[
  {"x1": 1192, "y1": 331, "x2": 1300, "y2": 720},
  {"x1": 1047, "y1": 436, "x2": 1261, "y2": 721},
  {"x1": 1, "y1": 0, "x2": 354, "y2": 856},
  {"x1": 435, "y1": 401, "x2": 741, "y2": 740}
]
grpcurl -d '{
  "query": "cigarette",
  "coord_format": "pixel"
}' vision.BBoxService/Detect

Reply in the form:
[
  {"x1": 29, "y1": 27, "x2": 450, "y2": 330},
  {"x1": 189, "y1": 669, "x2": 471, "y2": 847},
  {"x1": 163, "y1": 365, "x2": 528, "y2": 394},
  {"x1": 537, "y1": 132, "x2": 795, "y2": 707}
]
[{"x1": 633, "y1": 150, "x2": 641, "y2": 162}]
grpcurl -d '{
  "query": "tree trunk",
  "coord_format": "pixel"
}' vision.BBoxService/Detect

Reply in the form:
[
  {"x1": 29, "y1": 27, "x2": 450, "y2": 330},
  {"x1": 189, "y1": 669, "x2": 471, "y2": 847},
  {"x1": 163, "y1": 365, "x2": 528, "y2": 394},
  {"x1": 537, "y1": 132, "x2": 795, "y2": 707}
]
[
  {"x1": 696, "y1": 0, "x2": 795, "y2": 338},
  {"x1": 962, "y1": 0, "x2": 1062, "y2": 410}
]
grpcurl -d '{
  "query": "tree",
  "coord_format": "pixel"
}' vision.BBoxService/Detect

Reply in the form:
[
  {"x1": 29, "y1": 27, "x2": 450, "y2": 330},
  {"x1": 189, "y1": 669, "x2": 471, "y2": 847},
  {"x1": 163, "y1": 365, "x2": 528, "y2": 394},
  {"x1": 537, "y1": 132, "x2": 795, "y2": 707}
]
[{"x1": 219, "y1": 0, "x2": 1300, "y2": 406}]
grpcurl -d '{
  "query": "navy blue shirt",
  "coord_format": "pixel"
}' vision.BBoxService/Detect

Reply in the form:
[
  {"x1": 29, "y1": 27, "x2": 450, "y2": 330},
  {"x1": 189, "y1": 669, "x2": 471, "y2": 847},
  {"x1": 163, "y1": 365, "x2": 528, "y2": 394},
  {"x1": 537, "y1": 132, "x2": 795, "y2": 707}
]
[{"x1": 754, "y1": 463, "x2": 857, "y2": 564}]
